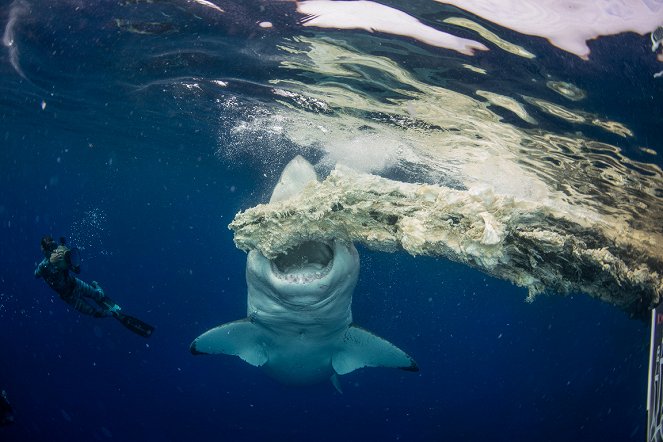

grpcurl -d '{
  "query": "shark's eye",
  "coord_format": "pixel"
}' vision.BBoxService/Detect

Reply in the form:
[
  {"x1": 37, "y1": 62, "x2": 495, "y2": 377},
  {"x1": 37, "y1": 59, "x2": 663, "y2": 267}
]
[{"x1": 273, "y1": 241, "x2": 333, "y2": 274}]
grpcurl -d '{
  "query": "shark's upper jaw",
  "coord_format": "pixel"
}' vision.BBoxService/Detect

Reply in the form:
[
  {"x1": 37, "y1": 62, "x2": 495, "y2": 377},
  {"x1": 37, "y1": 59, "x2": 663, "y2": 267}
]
[{"x1": 270, "y1": 240, "x2": 334, "y2": 284}]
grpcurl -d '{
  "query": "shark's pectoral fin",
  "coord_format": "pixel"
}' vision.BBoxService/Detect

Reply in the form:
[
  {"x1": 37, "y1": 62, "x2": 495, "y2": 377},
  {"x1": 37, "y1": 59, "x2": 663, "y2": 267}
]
[
  {"x1": 330, "y1": 374, "x2": 343, "y2": 394},
  {"x1": 332, "y1": 325, "x2": 419, "y2": 375},
  {"x1": 190, "y1": 319, "x2": 268, "y2": 367}
]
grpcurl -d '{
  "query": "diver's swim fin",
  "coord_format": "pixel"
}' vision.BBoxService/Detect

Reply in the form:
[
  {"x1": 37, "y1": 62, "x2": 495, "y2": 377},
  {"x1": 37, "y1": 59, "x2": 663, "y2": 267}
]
[{"x1": 112, "y1": 312, "x2": 154, "y2": 338}]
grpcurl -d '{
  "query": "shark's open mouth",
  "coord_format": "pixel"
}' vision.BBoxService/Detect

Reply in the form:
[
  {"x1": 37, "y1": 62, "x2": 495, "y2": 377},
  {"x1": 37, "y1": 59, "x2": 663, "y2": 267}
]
[{"x1": 271, "y1": 241, "x2": 334, "y2": 283}]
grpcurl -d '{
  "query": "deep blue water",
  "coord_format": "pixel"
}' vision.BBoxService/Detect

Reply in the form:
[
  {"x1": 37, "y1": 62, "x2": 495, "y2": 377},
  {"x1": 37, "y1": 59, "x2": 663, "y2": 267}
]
[{"x1": 1, "y1": 1, "x2": 661, "y2": 441}]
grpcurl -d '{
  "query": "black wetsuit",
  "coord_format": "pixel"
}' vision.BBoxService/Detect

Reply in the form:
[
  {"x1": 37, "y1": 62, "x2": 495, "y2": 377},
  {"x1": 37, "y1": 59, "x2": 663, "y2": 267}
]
[{"x1": 35, "y1": 258, "x2": 112, "y2": 317}]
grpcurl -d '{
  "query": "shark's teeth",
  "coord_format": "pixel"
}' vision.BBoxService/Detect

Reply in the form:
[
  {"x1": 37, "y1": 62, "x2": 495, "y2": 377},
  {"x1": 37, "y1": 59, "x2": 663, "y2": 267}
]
[
  {"x1": 271, "y1": 265, "x2": 331, "y2": 284},
  {"x1": 271, "y1": 240, "x2": 334, "y2": 284}
]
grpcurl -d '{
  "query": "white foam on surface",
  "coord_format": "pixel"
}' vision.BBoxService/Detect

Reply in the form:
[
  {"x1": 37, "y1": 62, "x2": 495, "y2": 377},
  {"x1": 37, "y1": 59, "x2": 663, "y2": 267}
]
[{"x1": 319, "y1": 133, "x2": 408, "y2": 174}]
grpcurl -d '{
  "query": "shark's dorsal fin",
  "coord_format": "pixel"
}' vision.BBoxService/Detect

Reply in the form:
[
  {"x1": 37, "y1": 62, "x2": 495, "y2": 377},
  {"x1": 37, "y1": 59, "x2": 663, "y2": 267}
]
[
  {"x1": 332, "y1": 325, "x2": 419, "y2": 375},
  {"x1": 190, "y1": 319, "x2": 268, "y2": 367},
  {"x1": 269, "y1": 155, "x2": 318, "y2": 203}
]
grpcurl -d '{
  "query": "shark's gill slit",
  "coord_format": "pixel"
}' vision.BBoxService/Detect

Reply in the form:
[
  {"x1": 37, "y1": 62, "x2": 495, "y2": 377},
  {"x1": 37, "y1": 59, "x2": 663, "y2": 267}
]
[{"x1": 272, "y1": 241, "x2": 334, "y2": 278}]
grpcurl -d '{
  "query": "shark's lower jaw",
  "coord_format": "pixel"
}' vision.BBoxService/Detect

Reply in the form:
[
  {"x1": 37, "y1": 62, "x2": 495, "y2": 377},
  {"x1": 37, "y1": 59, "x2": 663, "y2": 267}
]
[{"x1": 271, "y1": 240, "x2": 334, "y2": 284}]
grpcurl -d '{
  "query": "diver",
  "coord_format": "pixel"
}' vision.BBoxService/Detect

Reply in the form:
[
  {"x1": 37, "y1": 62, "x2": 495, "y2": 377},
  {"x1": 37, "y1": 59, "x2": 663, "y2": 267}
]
[
  {"x1": 35, "y1": 235, "x2": 154, "y2": 337},
  {"x1": 0, "y1": 389, "x2": 14, "y2": 426}
]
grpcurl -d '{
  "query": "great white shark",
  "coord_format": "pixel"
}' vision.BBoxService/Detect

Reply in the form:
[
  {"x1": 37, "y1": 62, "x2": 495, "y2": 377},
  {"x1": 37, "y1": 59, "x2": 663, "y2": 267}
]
[{"x1": 190, "y1": 156, "x2": 418, "y2": 388}]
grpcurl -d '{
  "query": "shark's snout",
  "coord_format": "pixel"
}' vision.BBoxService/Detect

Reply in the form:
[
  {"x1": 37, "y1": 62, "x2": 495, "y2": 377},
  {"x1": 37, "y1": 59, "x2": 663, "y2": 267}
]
[{"x1": 271, "y1": 240, "x2": 334, "y2": 284}]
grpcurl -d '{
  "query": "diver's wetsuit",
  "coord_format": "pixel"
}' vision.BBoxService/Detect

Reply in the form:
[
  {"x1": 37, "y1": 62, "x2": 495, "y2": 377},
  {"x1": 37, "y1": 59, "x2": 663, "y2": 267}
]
[{"x1": 35, "y1": 258, "x2": 113, "y2": 317}]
